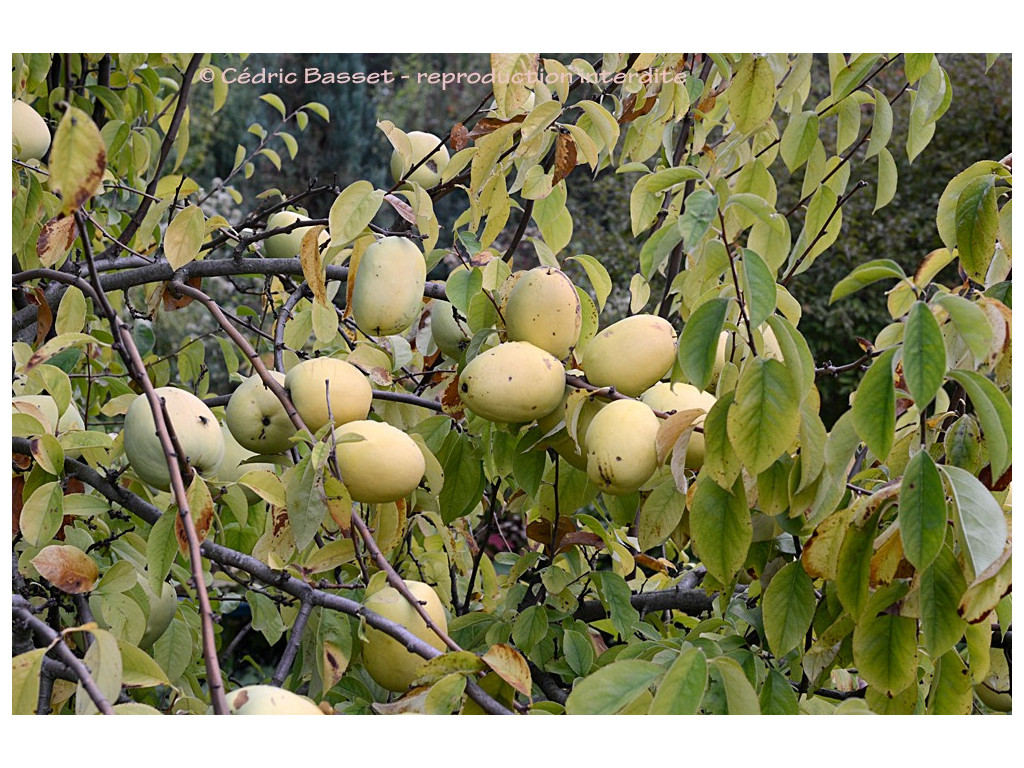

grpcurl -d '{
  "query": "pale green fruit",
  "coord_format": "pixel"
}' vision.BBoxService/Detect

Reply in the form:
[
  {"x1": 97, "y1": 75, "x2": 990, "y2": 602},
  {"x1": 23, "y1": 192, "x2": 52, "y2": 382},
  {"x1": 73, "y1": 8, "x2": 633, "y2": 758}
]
[
  {"x1": 640, "y1": 382, "x2": 716, "y2": 469},
  {"x1": 585, "y1": 399, "x2": 660, "y2": 495},
  {"x1": 459, "y1": 341, "x2": 565, "y2": 423},
  {"x1": 263, "y1": 211, "x2": 328, "y2": 259},
  {"x1": 361, "y1": 581, "x2": 447, "y2": 692},
  {"x1": 390, "y1": 131, "x2": 449, "y2": 189},
  {"x1": 583, "y1": 314, "x2": 678, "y2": 396},
  {"x1": 711, "y1": 325, "x2": 783, "y2": 388},
  {"x1": 122, "y1": 388, "x2": 224, "y2": 490},
  {"x1": 351, "y1": 236, "x2": 427, "y2": 336},
  {"x1": 12, "y1": 394, "x2": 59, "y2": 433},
  {"x1": 975, "y1": 647, "x2": 1012, "y2": 712},
  {"x1": 285, "y1": 357, "x2": 372, "y2": 434},
  {"x1": 138, "y1": 577, "x2": 177, "y2": 650},
  {"x1": 216, "y1": 423, "x2": 280, "y2": 504},
  {"x1": 226, "y1": 684, "x2": 324, "y2": 715},
  {"x1": 12, "y1": 100, "x2": 50, "y2": 161},
  {"x1": 225, "y1": 371, "x2": 296, "y2": 454},
  {"x1": 504, "y1": 266, "x2": 582, "y2": 359},
  {"x1": 430, "y1": 300, "x2": 471, "y2": 359},
  {"x1": 332, "y1": 420, "x2": 426, "y2": 503}
]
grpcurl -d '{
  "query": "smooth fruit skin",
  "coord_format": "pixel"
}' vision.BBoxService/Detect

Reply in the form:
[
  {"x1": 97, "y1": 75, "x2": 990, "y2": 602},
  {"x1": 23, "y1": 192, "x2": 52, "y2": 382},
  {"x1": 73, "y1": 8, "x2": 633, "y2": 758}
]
[
  {"x1": 430, "y1": 300, "x2": 471, "y2": 359},
  {"x1": 285, "y1": 357, "x2": 372, "y2": 434},
  {"x1": 640, "y1": 382, "x2": 717, "y2": 469},
  {"x1": 585, "y1": 399, "x2": 660, "y2": 495},
  {"x1": 351, "y1": 236, "x2": 427, "y2": 336},
  {"x1": 138, "y1": 577, "x2": 177, "y2": 650},
  {"x1": 332, "y1": 420, "x2": 426, "y2": 503},
  {"x1": 390, "y1": 131, "x2": 450, "y2": 189},
  {"x1": 225, "y1": 371, "x2": 296, "y2": 454},
  {"x1": 226, "y1": 684, "x2": 324, "y2": 715},
  {"x1": 361, "y1": 581, "x2": 447, "y2": 692},
  {"x1": 975, "y1": 647, "x2": 1012, "y2": 712},
  {"x1": 504, "y1": 266, "x2": 582, "y2": 359},
  {"x1": 263, "y1": 211, "x2": 327, "y2": 259},
  {"x1": 582, "y1": 314, "x2": 678, "y2": 397},
  {"x1": 12, "y1": 100, "x2": 50, "y2": 161},
  {"x1": 459, "y1": 341, "x2": 566, "y2": 424},
  {"x1": 122, "y1": 387, "x2": 224, "y2": 491}
]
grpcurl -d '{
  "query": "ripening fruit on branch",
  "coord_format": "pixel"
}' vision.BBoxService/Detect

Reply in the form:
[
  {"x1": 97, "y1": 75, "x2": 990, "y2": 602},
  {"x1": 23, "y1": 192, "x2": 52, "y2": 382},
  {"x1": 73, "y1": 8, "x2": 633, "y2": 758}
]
[
  {"x1": 351, "y1": 236, "x2": 427, "y2": 336},
  {"x1": 640, "y1": 382, "x2": 717, "y2": 469},
  {"x1": 390, "y1": 131, "x2": 450, "y2": 189},
  {"x1": 122, "y1": 387, "x2": 224, "y2": 490},
  {"x1": 585, "y1": 399, "x2": 660, "y2": 494},
  {"x1": 361, "y1": 580, "x2": 448, "y2": 692},
  {"x1": 430, "y1": 299, "x2": 471, "y2": 359},
  {"x1": 332, "y1": 420, "x2": 426, "y2": 503},
  {"x1": 285, "y1": 357, "x2": 371, "y2": 434},
  {"x1": 504, "y1": 266, "x2": 582, "y2": 359},
  {"x1": 459, "y1": 341, "x2": 566, "y2": 423},
  {"x1": 12, "y1": 100, "x2": 50, "y2": 161},
  {"x1": 582, "y1": 314, "x2": 678, "y2": 396},
  {"x1": 975, "y1": 647, "x2": 1012, "y2": 712},
  {"x1": 225, "y1": 685, "x2": 325, "y2": 715},
  {"x1": 262, "y1": 210, "x2": 327, "y2": 259},
  {"x1": 225, "y1": 371, "x2": 296, "y2": 454}
]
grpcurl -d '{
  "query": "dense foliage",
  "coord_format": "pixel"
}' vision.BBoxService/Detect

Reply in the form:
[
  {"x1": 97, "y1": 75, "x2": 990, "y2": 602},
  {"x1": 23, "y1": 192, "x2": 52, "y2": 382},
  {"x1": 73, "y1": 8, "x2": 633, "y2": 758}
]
[{"x1": 11, "y1": 52, "x2": 1012, "y2": 716}]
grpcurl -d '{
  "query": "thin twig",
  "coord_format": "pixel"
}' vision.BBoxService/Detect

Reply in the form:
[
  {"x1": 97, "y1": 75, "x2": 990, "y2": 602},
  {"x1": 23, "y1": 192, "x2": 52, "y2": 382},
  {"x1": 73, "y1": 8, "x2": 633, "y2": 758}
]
[{"x1": 270, "y1": 598, "x2": 313, "y2": 686}]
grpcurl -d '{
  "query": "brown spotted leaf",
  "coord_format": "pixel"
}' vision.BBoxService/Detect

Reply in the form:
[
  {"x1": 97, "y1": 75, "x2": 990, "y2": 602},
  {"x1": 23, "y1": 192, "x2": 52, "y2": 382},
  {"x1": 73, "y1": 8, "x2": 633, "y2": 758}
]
[
  {"x1": 49, "y1": 107, "x2": 106, "y2": 213},
  {"x1": 36, "y1": 214, "x2": 78, "y2": 268},
  {"x1": 26, "y1": 286, "x2": 53, "y2": 347},
  {"x1": 450, "y1": 122, "x2": 469, "y2": 152},
  {"x1": 174, "y1": 471, "x2": 215, "y2": 555},
  {"x1": 552, "y1": 130, "x2": 577, "y2": 186},
  {"x1": 467, "y1": 115, "x2": 525, "y2": 141},
  {"x1": 481, "y1": 643, "x2": 532, "y2": 697},
  {"x1": 555, "y1": 531, "x2": 605, "y2": 555},
  {"x1": 384, "y1": 194, "x2": 417, "y2": 225},
  {"x1": 31, "y1": 544, "x2": 98, "y2": 594}
]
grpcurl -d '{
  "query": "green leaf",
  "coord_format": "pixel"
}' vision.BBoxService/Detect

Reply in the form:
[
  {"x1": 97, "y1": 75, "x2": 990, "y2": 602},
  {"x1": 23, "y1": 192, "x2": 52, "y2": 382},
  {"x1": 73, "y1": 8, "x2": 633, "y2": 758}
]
[
  {"x1": 946, "y1": 369, "x2": 1011, "y2": 479},
  {"x1": 853, "y1": 611, "x2": 918, "y2": 696},
  {"x1": 247, "y1": 590, "x2": 285, "y2": 646},
  {"x1": 709, "y1": 656, "x2": 760, "y2": 714},
  {"x1": 444, "y1": 264, "x2": 482, "y2": 317},
  {"x1": 438, "y1": 433, "x2": 485, "y2": 523},
  {"x1": 852, "y1": 348, "x2": 897, "y2": 461},
  {"x1": 927, "y1": 649, "x2": 973, "y2": 715},
  {"x1": 678, "y1": 189, "x2": 718, "y2": 248},
  {"x1": 566, "y1": 254, "x2": 611, "y2": 313},
  {"x1": 565, "y1": 660, "x2": 664, "y2": 715},
  {"x1": 831, "y1": 53, "x2": 880, "y2": 103},
  {"x1": 424, "y1": 673, "x2": 467, "y2": 715},
  {"x1": 865, "y1": 87, "x2": 893, "y2": 159},
  {"x1": 780, "y1": 111, "x2": 819, "y2": 171},
  {"x1": 29, "y1": 433, "x2": 64, "y2": 476},
  {"x1": 118, "y1": 640, "x2": 171, "y2": 688},
  {"x1": 940, "y1": 466, "x2": 1008, "y2": 580},
  {"x1": 678, "y1": 298, "x2": 728, "y2": 391},
  {"x1": 763, "y1": 561, "x2": 816, "y2": 657},
  {"x1": 933, "y1": 294, "x2": 993, "y2": 361},
  {"x1": 146, "y1": 511, "x2": 178, "y2": 593},
  {"x1": 284, "y1": 454, "x2": 327, "y2": 552},
  {"x1": 49, "y1": 106, "x2": 106, "y2": 212},
  {"x1": 955, "y1": 175, "x2": 999, "y2": 282},
  {"x1": 20, "y1": 481, "x2": 63, "y2": 547},
  {"x1": 903, "y1": 301, "x2": 946, "y2": 409},
  {"x1": 637, "y1": 480, "x2": 687, "y2": 551},
  {"x1": 649, "y1": 647, "x2": 707, "y2": 715},
  {"x1": 511, "y1": 605, "x2": 548, "y2": 655},
  {"x1": 830, "y1": 259, "x2": 906, "y2": 304},
  {"x1": 163, "y1": 205, "x2": 205, "y2": 271},
  {"x1": 328, "y1": 180, "x2": 384, "y2": 248},
  {"x1": 759, "y1": 668, "x2": 800, "y2": 715},
  {"x1": 904, "y1": 54, "x2": 934, "y2": 85},
  {"x1": 918, "y1": 543, "x2": 967, "y2": 657},
  {"x1": 76, "y1": 628, "x2": 123, "y2": 715},
  {"x1": 727, "y1": 358, "x2": 801, "y2": 475},
  {"x1": 898, "y1": 449, "x2": 946, "y2": 570},
  {"x1": 874, "y1": 147, "x2": 898, "y2": 213},
  {"x1": 638, "y1": 217, "x2": 685, "y2": 280},
  {"x1": 690, "y1": 475, "x2": 752, "y2": 584},
  {"x1": 259, "y1": 93, "x2": 287, "y2": 118},
  {"x1": 592, "y1": 571, "x2": 640, "y2": 640},
  {"x1": 703, "y1": 391, "x2": 741, "y2": 489},
  {"x1": 943, "y1": 415, "x2": 983, "y2": 473},
  {"x1": 740, "y1": 249, "x2": 777, "y2": 329},
  {"x1": 936, "y1": 161, "x2": 1008, "y2": 250},
  {"x1": 563, "y1": 630, "x2": 595, "y2": 678},
  {"x1": 836, "y1": 506, "x2": 882, "y2": 619},
  {"x1": 728, "y1": 54, "x2": 776, "y2": 134},
  {"x1": 12, "y1": 649, "x2": 47, "y2": 715}
]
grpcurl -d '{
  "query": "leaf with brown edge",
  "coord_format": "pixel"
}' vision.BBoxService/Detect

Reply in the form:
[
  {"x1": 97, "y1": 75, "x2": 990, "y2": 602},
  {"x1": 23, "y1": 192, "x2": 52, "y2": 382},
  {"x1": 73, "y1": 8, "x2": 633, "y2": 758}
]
[
  {"x1": 343, "y1": 234, "x2": 374, "y2": 319},
  {"x1": 656, "y1": 409, "x2": 704, "y2": 464},
  {"x1": 13, "y1": 475, "x2": 25, "y2": 539},
  {"x1": 619, "y1": 92, "x2": 658, "y2": 125},
  {"x1": 555, "y1": 531, "x2": 605, "y2": 554},
  {"x1": 526, "y1": 516, "x2": 576, "y2": 551},
  {"x1": 26, "y1": 286, "x2": 53, "y2": 347},
  {"x1": 384, "y1": 194, "x2": 417, "y2": 225},
  {"x1": 31, "y1": 544, "x2": 98, "y2": 594},
  {"x1": 634, "y1": 553, "x2": 675, "y2": 574},
  {"x1": 37, "y1": 214, "x2": 78, "y2": 268},
  {"x1": 552, "y1": 130, "x2": 577, "y2": 186},
  {"x1": 300, "y1": 225, "x2": 328, "y2": 307},
  {"x1": 174, "y1": 471, "x2": 215, "y2": 555},
  {"x1": 481, "y1": 643, "x2": 532, "y2": 697},
  {"x1": 467, "y1": 115, "x2": 525, "y2": 141},
  {"x1": 49, "y1": 106, "x2": 106, "y2": 213},
  {"x1": 441, "y1": 374, "x2": 465, "y2": 418},
  {"x1": 160, "y1": 276, "x2": 202, "y2": 312},
  {"x1": 450, "y1": 122, "x2": 469, "y2": 152}
]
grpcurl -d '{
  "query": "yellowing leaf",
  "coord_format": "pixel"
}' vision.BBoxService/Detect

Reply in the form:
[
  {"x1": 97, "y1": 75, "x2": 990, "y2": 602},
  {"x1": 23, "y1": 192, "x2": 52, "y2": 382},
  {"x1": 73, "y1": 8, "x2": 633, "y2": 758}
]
[
  {"x1": 164, "y1": 205, "x2": 205, "y2": 271},
  {"x1": 49, "y1": 106, "x2": 106, "y2": 212}
]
